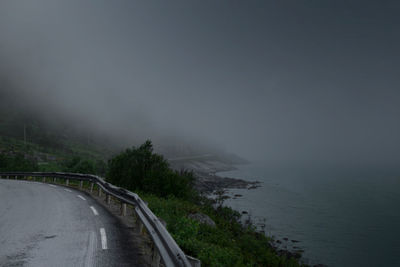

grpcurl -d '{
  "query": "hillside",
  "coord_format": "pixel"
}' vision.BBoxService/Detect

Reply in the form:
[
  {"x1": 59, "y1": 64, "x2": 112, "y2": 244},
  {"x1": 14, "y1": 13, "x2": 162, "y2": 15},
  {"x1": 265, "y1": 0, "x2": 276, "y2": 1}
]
[{"x1": 0, "y1": 96, "x2": 248, "y2": 180}]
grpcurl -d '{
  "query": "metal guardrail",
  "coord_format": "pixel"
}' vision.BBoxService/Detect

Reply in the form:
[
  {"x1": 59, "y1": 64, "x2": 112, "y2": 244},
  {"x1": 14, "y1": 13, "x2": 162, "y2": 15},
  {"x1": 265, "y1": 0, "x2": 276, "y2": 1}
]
[{"x1": 0, "y1": 172, "x2": 201, "y2": 267}]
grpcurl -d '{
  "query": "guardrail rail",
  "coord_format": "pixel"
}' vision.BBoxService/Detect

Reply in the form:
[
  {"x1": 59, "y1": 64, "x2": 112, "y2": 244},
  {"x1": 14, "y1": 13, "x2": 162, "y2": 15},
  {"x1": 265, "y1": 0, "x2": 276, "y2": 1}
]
[{"x1": 0, "y1": 172, "x2": 201, "y2": 267}]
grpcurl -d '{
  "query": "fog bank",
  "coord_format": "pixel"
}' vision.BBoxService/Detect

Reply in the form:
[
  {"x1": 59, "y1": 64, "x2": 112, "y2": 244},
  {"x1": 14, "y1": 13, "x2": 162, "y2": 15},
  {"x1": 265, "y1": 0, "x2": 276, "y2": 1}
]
[{"x1": 1, "y1": 1, "x2": 400, "y2": 166}]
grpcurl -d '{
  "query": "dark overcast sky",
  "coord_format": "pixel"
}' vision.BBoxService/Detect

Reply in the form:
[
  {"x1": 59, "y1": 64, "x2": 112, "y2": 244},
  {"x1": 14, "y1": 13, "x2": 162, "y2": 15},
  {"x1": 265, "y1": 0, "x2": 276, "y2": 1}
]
[{"x1": 0, "y1": 1, "x2": 399, "y2": 165}]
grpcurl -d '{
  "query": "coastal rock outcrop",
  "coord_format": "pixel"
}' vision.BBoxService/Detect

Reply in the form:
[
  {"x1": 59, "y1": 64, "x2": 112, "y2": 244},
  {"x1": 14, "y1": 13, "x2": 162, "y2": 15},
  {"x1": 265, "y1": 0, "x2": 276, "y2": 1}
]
[{"x1": 188, "y1": 213, "x2": 216, "y2": 228}]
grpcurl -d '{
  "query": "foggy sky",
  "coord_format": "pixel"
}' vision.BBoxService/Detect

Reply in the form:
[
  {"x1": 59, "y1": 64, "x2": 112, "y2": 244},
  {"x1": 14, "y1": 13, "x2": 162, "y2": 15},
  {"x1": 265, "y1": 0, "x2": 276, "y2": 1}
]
[{"x1": 1, "y1": 1, "x2": 400, "y2": 165}]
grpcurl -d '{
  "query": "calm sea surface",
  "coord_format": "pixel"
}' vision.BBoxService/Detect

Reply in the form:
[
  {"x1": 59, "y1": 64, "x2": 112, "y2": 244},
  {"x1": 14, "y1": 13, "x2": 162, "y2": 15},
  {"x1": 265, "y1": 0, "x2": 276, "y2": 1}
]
[{"x1": 217, "y1": 162, "x2": 400, "y2": 267}]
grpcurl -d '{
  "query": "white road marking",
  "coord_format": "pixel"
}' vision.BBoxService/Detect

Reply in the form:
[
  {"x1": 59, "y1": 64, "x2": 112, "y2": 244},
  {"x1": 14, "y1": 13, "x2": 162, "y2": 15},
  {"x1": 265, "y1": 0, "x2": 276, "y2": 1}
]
[
  {"x1": 90, "y1": 206, "x2": 99, "y2": 216},
  {"x1": 64, "y1": 189, "x2": 72, "y2": 193},
  {"x1": 100, "y1": 228, "x2": 108, "y2": 250},
  {"x1": 77, "y1": 195, "x2": 86, "y2": 201},
  {"x1": 49, "y1": 184, "x2": 57, "y2": 188}
]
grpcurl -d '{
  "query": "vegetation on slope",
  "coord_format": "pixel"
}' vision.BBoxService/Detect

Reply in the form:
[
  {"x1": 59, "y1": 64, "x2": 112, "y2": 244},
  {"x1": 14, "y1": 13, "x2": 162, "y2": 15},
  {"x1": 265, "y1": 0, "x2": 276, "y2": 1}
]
[
  {"x1": 0, "y1": 135, "x2": 107, "y2": 175},
  {"x1": 0, "y1": 105, "x2": 111, "y2": 174},
  {"x1": 0, "y1": 153, "x2": 38, "y2": 172}
]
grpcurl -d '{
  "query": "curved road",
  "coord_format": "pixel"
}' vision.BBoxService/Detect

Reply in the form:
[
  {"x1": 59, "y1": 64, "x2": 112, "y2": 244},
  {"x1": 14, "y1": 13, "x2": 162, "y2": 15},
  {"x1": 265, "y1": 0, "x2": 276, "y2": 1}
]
[{"x1": 0, "y1": 179, "x2": 144, "y2": 267}]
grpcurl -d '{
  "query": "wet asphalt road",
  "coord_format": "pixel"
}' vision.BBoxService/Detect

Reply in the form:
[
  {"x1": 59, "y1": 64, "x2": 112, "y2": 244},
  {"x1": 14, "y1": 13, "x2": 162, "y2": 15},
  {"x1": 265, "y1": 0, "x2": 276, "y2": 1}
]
[{"x1": 0, "y1": 179, "x2": 143, "y2": 267}]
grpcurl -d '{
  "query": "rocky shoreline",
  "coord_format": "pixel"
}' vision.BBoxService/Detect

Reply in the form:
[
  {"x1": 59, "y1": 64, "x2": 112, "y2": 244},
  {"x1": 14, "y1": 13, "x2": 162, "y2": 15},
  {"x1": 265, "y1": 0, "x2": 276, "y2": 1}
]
[
  {"x1": 168, "y1": 156, "x2": 260, "y2": 194},
  {"x1": 170, "y1": 157, "x2": 326, "y2": 266},
  {"x1": 193, "y1": 170, "x2": 261, "y2": 194}
]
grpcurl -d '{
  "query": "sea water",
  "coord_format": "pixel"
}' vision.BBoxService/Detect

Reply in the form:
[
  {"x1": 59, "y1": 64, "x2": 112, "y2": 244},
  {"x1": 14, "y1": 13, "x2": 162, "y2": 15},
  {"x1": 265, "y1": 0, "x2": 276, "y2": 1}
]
[{"x1": 217, "y1": 162, "x2": 400, "y2": 267}]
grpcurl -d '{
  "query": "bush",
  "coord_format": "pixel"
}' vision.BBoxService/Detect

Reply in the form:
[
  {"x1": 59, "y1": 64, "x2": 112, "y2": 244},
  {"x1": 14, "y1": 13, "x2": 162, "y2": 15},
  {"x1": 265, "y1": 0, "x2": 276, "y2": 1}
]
[
  {"x1": 0, "y1": 153, "x2": 38, "y2": 172},
  {"x1": 107, "y1": 140, "x2": 195, "y2": 199},
  {"x1": 63, "y1": 156, "x2": 97, "y2": 174}
]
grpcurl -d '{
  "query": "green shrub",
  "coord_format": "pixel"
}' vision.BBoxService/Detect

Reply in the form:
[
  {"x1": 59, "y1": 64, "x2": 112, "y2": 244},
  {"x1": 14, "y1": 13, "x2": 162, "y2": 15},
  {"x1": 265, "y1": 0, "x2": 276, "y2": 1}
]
[
  {"x1": 63, "y1": 156, "x2": 97, "y2": 174},
  {"x1": 107, "y1": 140, "x2": 195, "y2": 199},
  {"x1": 0, "y1": 153, "x2": 38, "y2": 172}
]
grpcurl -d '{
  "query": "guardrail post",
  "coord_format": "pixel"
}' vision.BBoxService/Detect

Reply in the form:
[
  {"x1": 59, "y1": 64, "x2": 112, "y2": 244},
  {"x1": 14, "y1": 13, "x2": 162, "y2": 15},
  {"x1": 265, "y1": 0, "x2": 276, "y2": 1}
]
[
  {"x1": 132, "y1": 209, "x2": 138, "y2": 223},
  {"x1": 121, "y1": 203, "x2": 127, "y2": 216},
  {"x1": 66, "y1": 179, "x2": 69, "y2": 186},
  {"x1": 90, "y1": 182, "x2": 94, "y2": 193},
  {"x1": 106, "y1": 194, "x2": 111, "y2": 205},
  {"x1": 138, "y1": 221, "x2": 144, "y2": 235},
  {"x1": 42, "y1": 176, "x2": 46, "y2": 183},
  {"x1": 186, "y1": 256, "x2": 201, "y2": 267},
  {"x1": 6, "y1": 176, "x2": 9, "y2": 179},
  {"x1": 79, "y1": 181, "x2": 83, "y2": 189},
  {"x1": 98, "y1": 187, "x2": 102, "y2": 197},
  {"x1": 54, "y1": 177, "x2": 57, "y2": 183},
  {"x1": 15, "y1": 175, "x2": 17, "y2": 180}
]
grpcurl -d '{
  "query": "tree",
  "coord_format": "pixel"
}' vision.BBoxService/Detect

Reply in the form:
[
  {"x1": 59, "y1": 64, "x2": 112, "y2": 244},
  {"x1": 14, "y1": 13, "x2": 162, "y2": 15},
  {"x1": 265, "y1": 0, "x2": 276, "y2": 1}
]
[
  {"x1": 63, "y1": 156, "x2": 97, "y2": 174},
  {"x1": 107, "y1": 140, "x2": 195, "y2": 199}
]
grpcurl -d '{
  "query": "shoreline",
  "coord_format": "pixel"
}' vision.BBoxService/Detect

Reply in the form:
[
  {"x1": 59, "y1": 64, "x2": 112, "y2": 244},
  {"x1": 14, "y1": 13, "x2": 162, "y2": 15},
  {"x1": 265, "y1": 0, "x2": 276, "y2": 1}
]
[
  {"x1": 170, "y1": 157, "x2": 326, "y2": 266},
  {"x1": 194, "y1": 162, "x2": 321, "y2": 267},
  {"x1": 168, "y1": 157, "x2": 261, "y2": 194},
  {"x1": 193, "y1": 170, "x2": 261, "y2": 194}
]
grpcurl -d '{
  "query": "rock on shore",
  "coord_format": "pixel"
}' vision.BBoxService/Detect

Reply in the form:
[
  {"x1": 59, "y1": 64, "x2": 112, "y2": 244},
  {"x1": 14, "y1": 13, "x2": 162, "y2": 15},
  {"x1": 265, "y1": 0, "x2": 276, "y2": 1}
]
[{"x1": 193, "y1": 171, "x2": 260, "y2": 194}]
